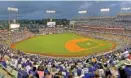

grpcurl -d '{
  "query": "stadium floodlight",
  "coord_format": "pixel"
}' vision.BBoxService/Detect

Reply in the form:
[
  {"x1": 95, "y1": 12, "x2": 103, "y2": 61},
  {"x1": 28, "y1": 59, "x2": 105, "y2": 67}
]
[
  {"x1": 100, "y1": 8, "x2": 110, "y2": 12},
  {"x1": 7, "y1": 7, "x2": 19, "y2": 25},
  {"x1": 78, "y1": 10, "x2": 87, "y2": 14},
  {"x1": 100, "y1": 8, "x2": 110, "y2": 26},
  {"x1": 121, "y1": 7, "x2": 131, "y2": 11},
  {"x1": 46, "y1": 10, "x2": 56, "y2": 14},
  {"x1": 120, "y1": 7, "x2": 130, "y2": 27},
  {"x1": 7, "y1": 7, "x2": 19, "y2": 46},
  {"x1": 100, "y1": 8, "x2": 110, "y2": 16},
  {"x1": 8, "y1": 7, "x2": 18, "y2": 12},
  {"x1": 77, "y1": 10, "x2": 87, "y2": 29},
  {"x1": 46, "y1": 10, "x2": 56, "y2": 25}
]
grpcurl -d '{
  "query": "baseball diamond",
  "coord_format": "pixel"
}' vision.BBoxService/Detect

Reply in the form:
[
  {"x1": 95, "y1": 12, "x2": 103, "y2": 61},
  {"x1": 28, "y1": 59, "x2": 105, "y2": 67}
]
[{"x1": 11, "y1": 33, "x2": 116, "y2": 57}]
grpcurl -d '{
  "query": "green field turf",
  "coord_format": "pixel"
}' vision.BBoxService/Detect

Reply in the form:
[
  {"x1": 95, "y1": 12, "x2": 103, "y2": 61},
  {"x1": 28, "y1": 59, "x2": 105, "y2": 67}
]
[{"x1": 14, "y1": 33, "x2": 115, "y2": 56}]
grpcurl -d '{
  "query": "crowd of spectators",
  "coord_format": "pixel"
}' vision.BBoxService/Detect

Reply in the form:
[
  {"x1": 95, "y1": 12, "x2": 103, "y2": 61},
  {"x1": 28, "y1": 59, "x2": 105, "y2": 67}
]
[
  {"x1": 0, "y1": 41, "x2": 131, "y2": 78},
  {"x1": 0, "y1": 28, "x2": 131, "y2": 78},
  {"x1": 39, "y1": 27, "x2": 68, "y2": 35},
  {"x1": 0, "y1": 30, "x2": 34, "y2": 46}
]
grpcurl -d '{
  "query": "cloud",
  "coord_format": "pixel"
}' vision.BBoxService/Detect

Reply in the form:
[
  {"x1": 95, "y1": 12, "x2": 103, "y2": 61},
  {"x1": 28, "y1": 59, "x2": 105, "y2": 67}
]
[
  {"x1": 79, "y1": 2, "x2": 93, "y2": 9},
  {"x1": 0, "y1": 1, "x2": 131, "y2": 20},
  {"x1": 120, "y1": 1, "x2": 131, "y2": 7},
  {"x1": 109, "y1": 3, "x2": 118, "y2": 7}
]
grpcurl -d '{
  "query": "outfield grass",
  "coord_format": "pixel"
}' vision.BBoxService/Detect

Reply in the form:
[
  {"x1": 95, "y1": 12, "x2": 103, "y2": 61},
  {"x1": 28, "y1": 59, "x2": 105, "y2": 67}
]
[{"x1": 12, "y1": 33, "x2": 115, "y2": 56}]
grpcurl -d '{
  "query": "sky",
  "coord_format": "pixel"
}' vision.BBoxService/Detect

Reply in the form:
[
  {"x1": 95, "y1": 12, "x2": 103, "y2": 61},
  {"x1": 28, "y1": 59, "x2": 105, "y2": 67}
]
[{"x1": 0, "y1": 1, "x2": 131, "y2": 20}]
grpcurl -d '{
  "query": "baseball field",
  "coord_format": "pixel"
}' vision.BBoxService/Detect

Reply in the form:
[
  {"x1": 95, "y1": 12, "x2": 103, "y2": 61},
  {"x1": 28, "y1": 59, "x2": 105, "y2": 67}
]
[{"x1": 11, "y1": 33, "x2": 116, "y2": 57}]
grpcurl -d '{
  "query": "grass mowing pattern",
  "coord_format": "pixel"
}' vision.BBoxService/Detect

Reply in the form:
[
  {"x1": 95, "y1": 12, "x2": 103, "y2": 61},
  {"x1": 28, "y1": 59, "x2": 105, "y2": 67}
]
[{"x1": 14, "y1": 33, "x2": 115, "y2": 56}]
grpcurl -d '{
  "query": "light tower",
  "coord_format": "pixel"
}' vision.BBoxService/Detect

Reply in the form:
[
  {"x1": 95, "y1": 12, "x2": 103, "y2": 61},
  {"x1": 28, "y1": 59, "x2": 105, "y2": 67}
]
[
  {"x1": 100, "y1": 8, "x2": 110, "y2": 27},
  {"x1": 7, "y1": 7, "x2": 19, "y2": 46},
  {"x1": 46, "y1": 10, "x2": 56, "y2": 22},
  {"x1": 121, "y1": 7, "x2": 130, "y2": 13},
  {"x1": 100, "y1": 8, "x2": 110, "y2": 16},
  {"x1": 8, "y1": 7, "x2": 18, "y2": 24},
  {"x1": 120, "y1": 7, "x2": 131, "y2": 27},
  {"x1": 77, "y1": 10, "x2": 87, "y2": 29},
  {"x1": 78, "y1": 10, "x2": 87, "y2": 21}
]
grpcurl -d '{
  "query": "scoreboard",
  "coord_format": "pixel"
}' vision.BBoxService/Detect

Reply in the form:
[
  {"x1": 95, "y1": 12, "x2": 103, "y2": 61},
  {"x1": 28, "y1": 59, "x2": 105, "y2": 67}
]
[{"x1": 47, "y1": 22, "x2": 56, "y2": 27}]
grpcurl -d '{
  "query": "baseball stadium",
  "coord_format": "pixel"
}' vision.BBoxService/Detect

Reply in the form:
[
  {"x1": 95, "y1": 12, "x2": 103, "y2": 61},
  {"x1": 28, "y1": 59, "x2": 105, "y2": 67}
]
[{"x1": 1, "y1": 1, "x2": 131, "y2": 78}]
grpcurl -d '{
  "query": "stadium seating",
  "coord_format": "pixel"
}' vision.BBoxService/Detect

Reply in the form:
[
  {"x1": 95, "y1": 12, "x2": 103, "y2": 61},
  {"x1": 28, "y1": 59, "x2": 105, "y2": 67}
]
[{"x1": 1, "y1": 15, "x2": 131, "y2": 78}]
